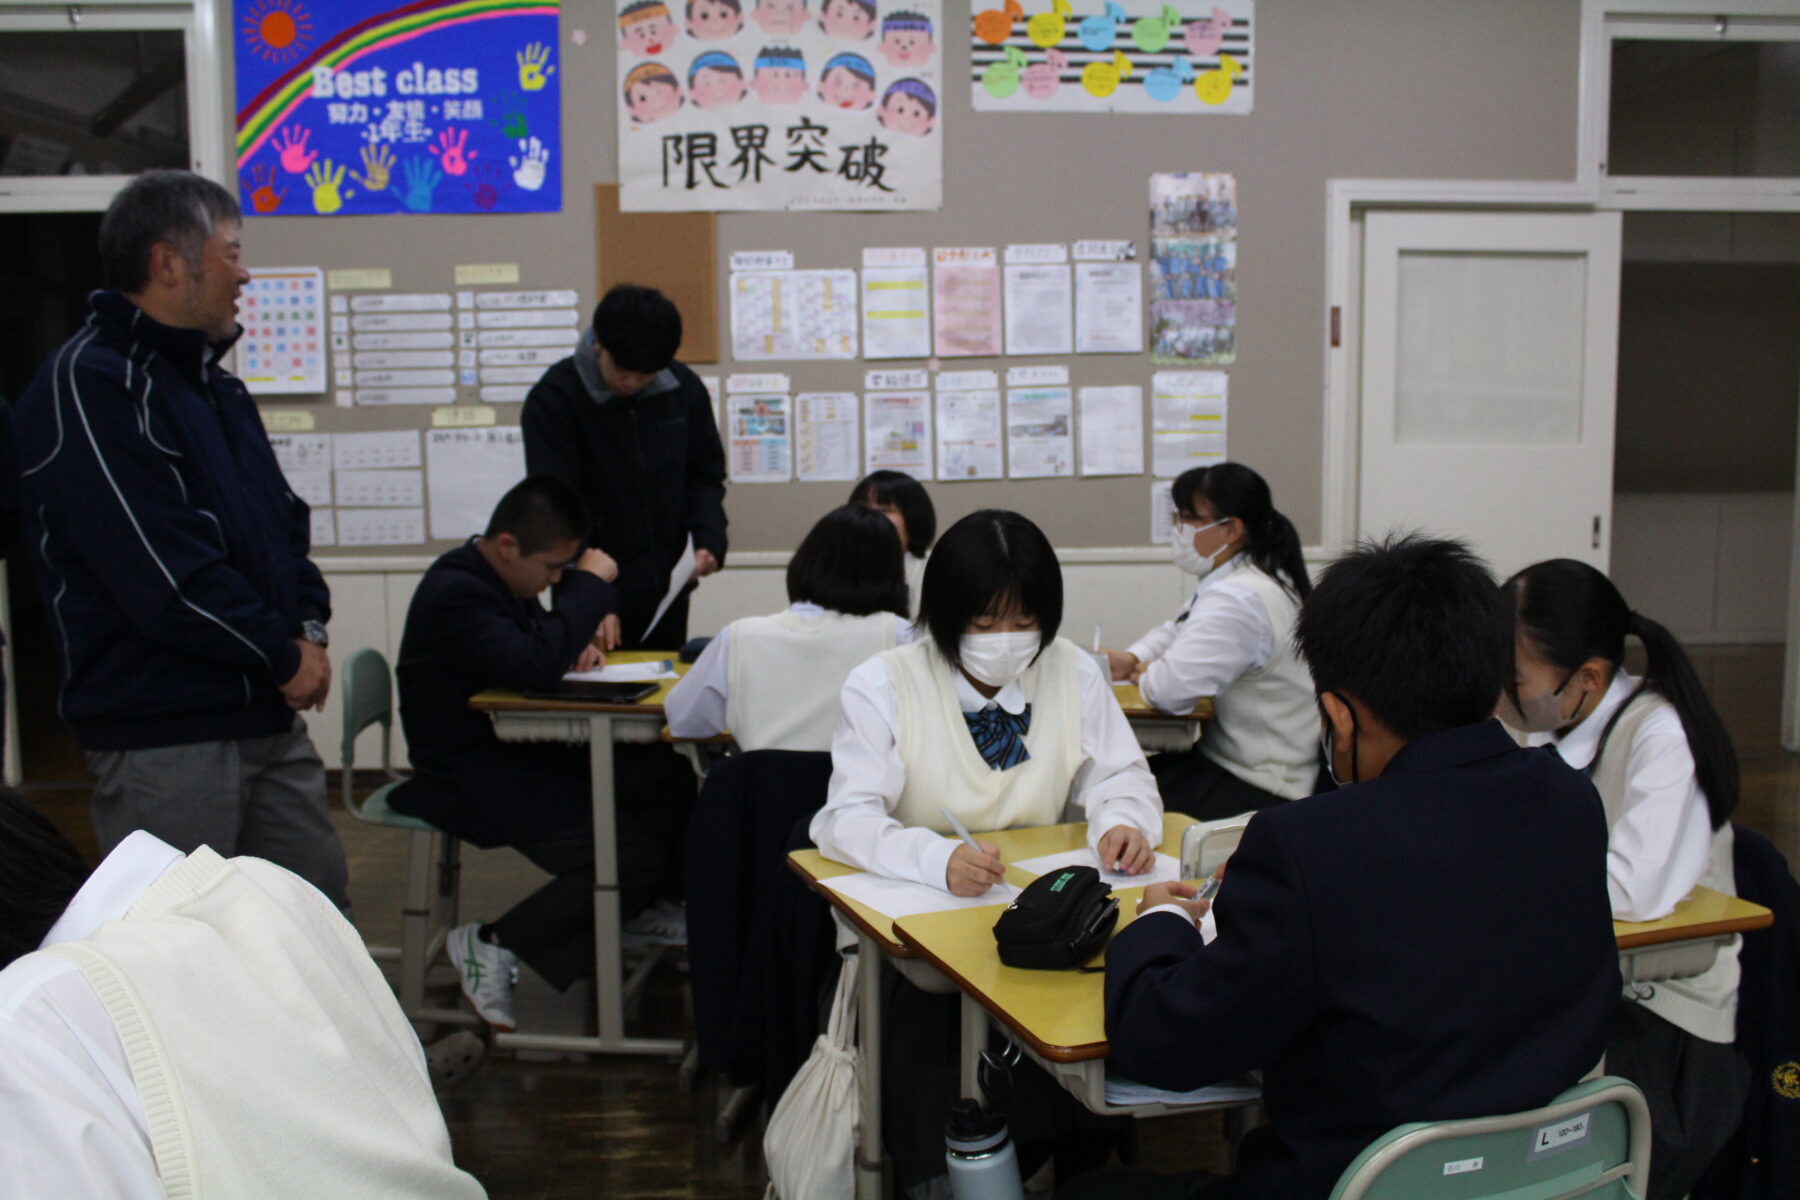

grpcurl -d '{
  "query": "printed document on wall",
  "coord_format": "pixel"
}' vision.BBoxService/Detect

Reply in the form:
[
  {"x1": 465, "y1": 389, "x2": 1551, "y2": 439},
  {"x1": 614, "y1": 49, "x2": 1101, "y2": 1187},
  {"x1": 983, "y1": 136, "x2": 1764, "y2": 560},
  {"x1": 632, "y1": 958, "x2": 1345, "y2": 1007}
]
[
  {"x1": 1006, "y1": 387, "x2": 1075, "y2": 478},
  {"x1": 862, "y1": 267, "x2": 932, "y2": 359},
  {"x1": 729, "y1": 393, "x2": 793, "y2": 482},
  {"x1": 865, "y1": 390, "x2": 932, "y2": 477},
  {"x1": 796, "y1": 392, "x2": 861, "y2": 481},
  {"x1": 935, "y1": 390, "x2": 1003, "y2": 480},
  {"x1": 933, "y1": 248, "x2": 1002, "y2": 358},
  {"x1": 1078, "y1": 386, "x2": 1144, "y2": 476},
  {"x1": 1151, "y1": 370, "x2": 1227, "y2": 477},
  {"x1": 1075, "y1": 262, "x2": 1144, "y2": 354},
  {"x1": 731, "y1": 269, "x2": 859, "y2": 360},
  {"x1": 1003, "y1": 264, "x2": 1074, "y2": 356},
  {"x1": 426, "y1": 427, "x2": 525, "y2": 541}
]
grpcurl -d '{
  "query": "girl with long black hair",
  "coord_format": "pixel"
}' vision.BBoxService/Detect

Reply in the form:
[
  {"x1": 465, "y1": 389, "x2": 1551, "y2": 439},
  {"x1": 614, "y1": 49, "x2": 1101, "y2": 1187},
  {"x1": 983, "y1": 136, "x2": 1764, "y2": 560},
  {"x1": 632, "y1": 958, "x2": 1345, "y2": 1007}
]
[
  {"x1": 1102, "y1": 462, "x2": 1318, "y2": 818},
  {"x1": 1501, "y1": 558, "x2": 1746, "y2": 1200}
]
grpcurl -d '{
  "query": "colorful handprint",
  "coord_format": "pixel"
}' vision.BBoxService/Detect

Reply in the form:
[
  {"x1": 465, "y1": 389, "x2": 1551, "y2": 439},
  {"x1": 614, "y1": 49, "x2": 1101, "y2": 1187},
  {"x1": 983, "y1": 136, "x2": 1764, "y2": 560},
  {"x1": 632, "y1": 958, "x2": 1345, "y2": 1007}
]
[
  {"x1": 493, "y1": 91, "x2": 530, "y2": 140},
  {"x1": 273, "y1": 126, "x2": 318, "y2": 174},
  {"x1": 431, "y1": 127, "x2": 475, "y2": 176},
  {"x1": 303, "y1": 159, "x2": 352, "y2": 214},
  {"x1": 509, "y1": 137, "x2": 551, "y2": 191},
  {"x1": 351, "y1": 143, "x2": 394, "y2": 193},
  {"x1": 464, "y1": 162, "x2": 509, "y2": 211},
  {"x1": 240, "y1": 163, "x2": 286, "y2": 214},
  {"x1": 398, "y1": 156, "x2": 442, "y2": 212},
  {"x1": 518, "y1": 41, "x2": 555, "y2": 91}
]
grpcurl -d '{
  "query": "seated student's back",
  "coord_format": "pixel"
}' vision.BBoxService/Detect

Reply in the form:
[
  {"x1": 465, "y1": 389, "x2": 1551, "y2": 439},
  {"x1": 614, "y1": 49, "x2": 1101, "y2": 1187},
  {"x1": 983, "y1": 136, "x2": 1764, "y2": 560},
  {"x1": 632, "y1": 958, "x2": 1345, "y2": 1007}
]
[{"x1": 666, "y1": 505, "x2": 911, "y2": 751}]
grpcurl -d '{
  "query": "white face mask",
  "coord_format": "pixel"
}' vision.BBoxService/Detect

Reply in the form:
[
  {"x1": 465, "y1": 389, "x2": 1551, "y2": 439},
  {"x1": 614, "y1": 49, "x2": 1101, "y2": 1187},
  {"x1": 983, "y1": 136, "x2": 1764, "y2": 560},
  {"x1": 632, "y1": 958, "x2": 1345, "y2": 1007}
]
[
  {"x1": 958, "y1": 631, "x2": 1043, "y2": 689},
  {"x1": 1169, "y1": 518, "x2": 1227, "y2": 578},
  {"x1": 1498, "y1": 672, "x2": 1587, "y2": 734}
]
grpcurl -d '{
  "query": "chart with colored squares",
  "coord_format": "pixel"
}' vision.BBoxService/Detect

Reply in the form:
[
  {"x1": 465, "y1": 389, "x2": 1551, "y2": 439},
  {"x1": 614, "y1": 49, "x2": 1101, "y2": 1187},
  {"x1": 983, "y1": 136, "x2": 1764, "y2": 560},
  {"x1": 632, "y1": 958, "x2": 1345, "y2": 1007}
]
[
  {"x1": 233, "y1": 0, "x2": 564, "y2": 217},
  {"x1": 237, "y1": 267, "x2": 327, "y2": 394},
  {"x1": 970, "y1": 0, "x2": 1251, "y2": 113}
]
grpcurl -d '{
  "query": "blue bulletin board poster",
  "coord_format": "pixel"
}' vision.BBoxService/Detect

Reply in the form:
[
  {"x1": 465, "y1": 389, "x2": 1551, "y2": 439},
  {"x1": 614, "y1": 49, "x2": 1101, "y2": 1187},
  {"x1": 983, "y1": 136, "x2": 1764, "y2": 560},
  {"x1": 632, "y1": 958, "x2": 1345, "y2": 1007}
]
[{"x1": 234, "y1": 0, "x2": 563, "y2": 217}]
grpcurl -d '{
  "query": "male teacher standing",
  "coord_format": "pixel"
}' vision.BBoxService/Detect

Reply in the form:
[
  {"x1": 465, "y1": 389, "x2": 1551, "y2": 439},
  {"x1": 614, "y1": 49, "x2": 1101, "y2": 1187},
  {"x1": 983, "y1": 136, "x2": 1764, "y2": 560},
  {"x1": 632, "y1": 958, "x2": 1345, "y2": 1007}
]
[
  {"x1": 522, "y1": 284, "x2": 728, "y2": 650},
  {"x1": 14, "y1": 170, "x2": 347, "y2": 911}
]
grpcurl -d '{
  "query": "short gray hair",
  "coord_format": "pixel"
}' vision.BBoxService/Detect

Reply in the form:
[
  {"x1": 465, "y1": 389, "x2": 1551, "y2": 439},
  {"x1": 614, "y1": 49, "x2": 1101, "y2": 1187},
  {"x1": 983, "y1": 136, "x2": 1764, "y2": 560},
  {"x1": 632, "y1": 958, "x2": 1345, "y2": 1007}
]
[{"x1": 98, "y1": 169, "x2": 242, "y2": 293}]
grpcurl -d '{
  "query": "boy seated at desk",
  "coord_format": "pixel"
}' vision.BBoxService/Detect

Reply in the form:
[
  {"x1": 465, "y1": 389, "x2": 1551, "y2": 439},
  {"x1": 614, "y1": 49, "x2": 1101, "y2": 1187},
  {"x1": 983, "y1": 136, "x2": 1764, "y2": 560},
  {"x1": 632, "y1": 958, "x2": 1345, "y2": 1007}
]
[
  {"x1": 390, "y1": 474, "x2": 686, "y2": 1031},
  {"x1": 1063, "y1": 536, "x2": 1622, "y2": 1200},
  {"x1": 665, "y1": 503, "x2": 912, "y2": 750}
]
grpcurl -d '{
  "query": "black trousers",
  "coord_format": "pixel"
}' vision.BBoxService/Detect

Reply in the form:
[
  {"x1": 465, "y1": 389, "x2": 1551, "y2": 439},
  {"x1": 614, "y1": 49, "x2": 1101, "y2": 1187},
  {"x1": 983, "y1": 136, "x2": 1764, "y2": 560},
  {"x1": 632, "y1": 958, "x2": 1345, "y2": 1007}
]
[
  {"x1": 1149, "y1": 747, "x2": 1292, "y2": 822},
  {"x1": 491, "y1": 743, "x2": 694, "y2": 990},
  {"x1": 1605, "y1": 999, "x2": 1750, "y2": 1200}
]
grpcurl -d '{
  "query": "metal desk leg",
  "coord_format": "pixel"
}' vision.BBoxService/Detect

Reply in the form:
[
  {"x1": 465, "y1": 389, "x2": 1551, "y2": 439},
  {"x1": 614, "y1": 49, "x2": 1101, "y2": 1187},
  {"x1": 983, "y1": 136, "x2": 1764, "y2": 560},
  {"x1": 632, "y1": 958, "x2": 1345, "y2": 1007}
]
[
  {"x1": 589, "y1": 712, "x2": 626, "y2": 1046},
  {"x1": 959, "y1": 993, "x2": 985, "y2": 1101},
  {"x1": 856, "y1": 933, "x2": 883, "y2": 1200}
]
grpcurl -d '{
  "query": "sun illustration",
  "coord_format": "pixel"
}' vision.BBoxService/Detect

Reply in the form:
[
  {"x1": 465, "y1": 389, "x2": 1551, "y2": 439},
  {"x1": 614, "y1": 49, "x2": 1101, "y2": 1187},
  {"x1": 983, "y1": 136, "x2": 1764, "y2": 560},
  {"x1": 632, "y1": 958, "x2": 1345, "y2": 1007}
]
[{"x1": 241, "y1": 0, "x2": 315, "y2": 63}]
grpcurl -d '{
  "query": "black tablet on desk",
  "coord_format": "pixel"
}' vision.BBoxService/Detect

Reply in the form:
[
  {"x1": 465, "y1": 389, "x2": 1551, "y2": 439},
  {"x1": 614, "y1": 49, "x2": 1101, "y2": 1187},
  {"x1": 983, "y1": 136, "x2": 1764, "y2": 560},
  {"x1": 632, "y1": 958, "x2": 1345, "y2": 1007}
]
[{"x1": 522, "y1": 681, "x2": 659, "y2": 704}]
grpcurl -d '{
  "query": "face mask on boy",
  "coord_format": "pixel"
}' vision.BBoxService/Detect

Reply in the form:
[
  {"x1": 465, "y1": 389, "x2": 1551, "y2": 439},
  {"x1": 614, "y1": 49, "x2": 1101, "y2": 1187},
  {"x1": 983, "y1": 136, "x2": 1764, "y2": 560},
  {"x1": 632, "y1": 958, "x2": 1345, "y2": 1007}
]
[{"x1": 958, "y1": 632, "x2": 1043, "y2": 689}]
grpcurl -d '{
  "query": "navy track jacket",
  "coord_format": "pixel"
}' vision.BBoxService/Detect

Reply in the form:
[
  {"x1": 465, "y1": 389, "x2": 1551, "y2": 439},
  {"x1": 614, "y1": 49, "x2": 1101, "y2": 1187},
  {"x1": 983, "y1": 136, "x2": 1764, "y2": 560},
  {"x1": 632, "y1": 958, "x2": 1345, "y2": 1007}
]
[{"x1": 16, "y1": 291, "x2": 329, "y2": 750}]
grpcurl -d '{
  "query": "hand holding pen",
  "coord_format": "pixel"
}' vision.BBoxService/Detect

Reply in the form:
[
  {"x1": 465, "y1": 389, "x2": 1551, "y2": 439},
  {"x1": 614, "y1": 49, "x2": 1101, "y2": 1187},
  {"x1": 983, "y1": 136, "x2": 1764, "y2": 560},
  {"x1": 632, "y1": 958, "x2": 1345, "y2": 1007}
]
[{"x1": 942, "y1": 808, "x2": 1005, "y2": 897}]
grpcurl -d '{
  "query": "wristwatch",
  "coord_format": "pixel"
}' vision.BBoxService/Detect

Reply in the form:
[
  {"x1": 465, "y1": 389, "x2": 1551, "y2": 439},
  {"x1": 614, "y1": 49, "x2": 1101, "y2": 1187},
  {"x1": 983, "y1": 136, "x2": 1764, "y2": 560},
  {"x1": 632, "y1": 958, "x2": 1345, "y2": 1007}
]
[{"x1": 300, "y1": 619, "x2": 330, "y2": 648}]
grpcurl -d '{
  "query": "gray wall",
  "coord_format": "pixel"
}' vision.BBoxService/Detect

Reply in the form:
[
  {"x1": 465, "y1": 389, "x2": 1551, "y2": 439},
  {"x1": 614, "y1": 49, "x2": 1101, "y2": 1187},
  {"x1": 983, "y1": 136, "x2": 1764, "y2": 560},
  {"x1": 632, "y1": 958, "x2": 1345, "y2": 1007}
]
[{"x1": 227, "y1": 0, "x2": 1584, "y2": 553}]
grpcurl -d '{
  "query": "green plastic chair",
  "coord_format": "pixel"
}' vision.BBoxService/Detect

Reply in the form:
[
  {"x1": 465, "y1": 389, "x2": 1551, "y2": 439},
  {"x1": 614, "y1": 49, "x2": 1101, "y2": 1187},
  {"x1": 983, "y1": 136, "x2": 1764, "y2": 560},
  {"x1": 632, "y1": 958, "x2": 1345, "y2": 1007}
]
[
  {"x1": 1327, "y1": 1076, "x2": 1651, "y2": 1200},
  {"x1": 341, "y1": 648, "x2": 472, "y2": 1026}
]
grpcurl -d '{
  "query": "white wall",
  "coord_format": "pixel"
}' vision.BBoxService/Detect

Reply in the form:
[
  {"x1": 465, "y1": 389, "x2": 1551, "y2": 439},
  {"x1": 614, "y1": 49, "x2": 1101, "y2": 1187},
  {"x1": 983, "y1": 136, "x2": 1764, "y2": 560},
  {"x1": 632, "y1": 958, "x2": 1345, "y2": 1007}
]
[{"x1": 1611, "y1": 492, "x2": 1791, "y2": 645}]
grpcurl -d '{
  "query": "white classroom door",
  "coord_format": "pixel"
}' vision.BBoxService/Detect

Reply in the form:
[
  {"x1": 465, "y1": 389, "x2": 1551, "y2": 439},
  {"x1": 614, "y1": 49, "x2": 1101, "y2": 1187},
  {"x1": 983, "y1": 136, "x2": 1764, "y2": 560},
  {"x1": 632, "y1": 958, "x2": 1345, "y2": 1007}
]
[{"x1": 1359, "y1": 210, "x2": 1622, "y2": 580}]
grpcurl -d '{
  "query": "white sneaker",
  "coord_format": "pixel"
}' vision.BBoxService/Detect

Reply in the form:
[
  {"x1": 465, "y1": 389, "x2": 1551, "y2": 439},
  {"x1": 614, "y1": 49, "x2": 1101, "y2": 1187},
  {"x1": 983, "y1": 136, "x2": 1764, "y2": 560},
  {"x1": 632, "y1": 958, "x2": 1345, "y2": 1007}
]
[
  {"x1": 621, "y1": 900, "x2": 687, "y2": 949},
  {"x1": 449, "y1": 922, "x2": 518, "y2": 1031}
]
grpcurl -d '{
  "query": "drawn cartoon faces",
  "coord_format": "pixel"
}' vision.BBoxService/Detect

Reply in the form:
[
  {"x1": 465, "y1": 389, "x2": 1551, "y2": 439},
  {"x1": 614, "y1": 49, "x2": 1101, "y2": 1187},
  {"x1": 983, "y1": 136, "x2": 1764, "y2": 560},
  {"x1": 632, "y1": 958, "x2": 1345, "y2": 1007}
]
[
  {"x1": 751, "y1": 0, "x2": 808, "y2": 35},
  {"x1": 818, "y1": 0, "x2": 875, "y2": 41},
  {"x1": 751, "y1": 46, "x2": 808, "y2": 103},
  {"x1": 688, "y1": 51, "x2": 746, "y2": 107},
  {"x1": 877, "y1": 10, "x2": 934, "y2": 67},
  {"x1": 618, "y1": 0, "x2": 679, "y2": 56},
  {"x1": 818, "y1": 52, "x2": 876, "y2": 109},
  {"x1": 877, "y1": 77, "x2": 935, "y2": 136},
  {"x1": 685, "y1": 0, "x2": 743, "y2": 41},
  {"x1": 624, "y1": 62, "x2": 684, "y2": 123}
]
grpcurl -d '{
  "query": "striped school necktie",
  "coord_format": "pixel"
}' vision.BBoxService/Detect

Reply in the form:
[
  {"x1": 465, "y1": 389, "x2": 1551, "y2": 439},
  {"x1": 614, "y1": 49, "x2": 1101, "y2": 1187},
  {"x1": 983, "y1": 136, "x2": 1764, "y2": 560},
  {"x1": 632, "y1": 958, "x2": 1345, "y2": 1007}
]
[{"x1": 964, "y1": 703, "x2": 1032, "y2": 771}]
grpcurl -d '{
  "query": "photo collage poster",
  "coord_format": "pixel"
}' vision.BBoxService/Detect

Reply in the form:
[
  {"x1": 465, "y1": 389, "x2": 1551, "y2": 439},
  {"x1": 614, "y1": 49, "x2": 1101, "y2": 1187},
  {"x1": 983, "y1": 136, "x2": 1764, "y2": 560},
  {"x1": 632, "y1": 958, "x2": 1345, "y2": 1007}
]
[{"x1": 1149, "y1": 172, "x2": 1235, "y2": 365}]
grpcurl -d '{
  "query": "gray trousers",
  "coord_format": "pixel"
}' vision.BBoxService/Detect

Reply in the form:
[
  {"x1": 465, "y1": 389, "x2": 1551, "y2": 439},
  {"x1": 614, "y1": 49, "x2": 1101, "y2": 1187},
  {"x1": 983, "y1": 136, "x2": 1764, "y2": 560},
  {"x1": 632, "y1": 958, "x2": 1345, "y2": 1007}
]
[{"x1": 86, "y1": 718, "x2": 351, "y2": 913}]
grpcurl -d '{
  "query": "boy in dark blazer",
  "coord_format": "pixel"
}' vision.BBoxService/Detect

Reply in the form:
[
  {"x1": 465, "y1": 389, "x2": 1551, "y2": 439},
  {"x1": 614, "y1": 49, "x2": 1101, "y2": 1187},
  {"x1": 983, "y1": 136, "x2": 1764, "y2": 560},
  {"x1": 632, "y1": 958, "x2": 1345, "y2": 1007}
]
[{"x1": 1065, "y1": 536, "x2": 1622, "y2": 1200}]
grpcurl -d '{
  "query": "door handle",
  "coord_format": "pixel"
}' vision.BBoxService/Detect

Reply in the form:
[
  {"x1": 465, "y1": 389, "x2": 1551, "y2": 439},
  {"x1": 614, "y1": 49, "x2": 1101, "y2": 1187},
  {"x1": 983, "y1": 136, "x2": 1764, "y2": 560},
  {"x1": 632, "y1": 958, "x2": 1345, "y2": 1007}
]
[{"x1": 1592, "y1": 515, "x2": 1602, "y2": 550}]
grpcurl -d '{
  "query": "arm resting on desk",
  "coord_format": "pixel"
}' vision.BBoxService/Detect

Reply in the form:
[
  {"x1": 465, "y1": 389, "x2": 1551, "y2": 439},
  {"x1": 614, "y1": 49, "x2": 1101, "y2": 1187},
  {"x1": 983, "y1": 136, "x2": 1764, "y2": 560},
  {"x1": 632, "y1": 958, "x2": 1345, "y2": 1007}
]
[
  {"x1": 435, "y1": 571, "x2": 616, "y2": 693},
  {"x1": 1073, "y1": 654, "x2": 1165, "y2": 854}
]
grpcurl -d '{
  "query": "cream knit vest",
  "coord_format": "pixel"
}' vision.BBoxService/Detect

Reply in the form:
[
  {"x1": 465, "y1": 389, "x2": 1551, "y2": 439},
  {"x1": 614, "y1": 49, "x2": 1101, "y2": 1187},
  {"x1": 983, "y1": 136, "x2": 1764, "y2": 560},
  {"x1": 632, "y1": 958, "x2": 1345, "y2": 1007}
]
[
  {"x1": 40, "y1": 848, "x2": 485, "y2": 1199},
  {"x1": 727, "y1": 609, "x2": 898, "y2": 751},
  {"x1": 1592, "y1": 693, "x2": 1740, "y2": 1044},
  {"x1": 887, "y1": 637, "x2": 1083, "y2": 835},
  {"x1": 1201, "y1": 567, "x2": 1319, "y2": 801}
]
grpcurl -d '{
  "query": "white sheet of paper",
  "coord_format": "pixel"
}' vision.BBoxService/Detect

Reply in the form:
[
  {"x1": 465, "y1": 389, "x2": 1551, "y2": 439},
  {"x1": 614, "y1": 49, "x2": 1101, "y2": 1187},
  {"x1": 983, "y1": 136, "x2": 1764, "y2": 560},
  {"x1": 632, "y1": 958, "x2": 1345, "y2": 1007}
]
[
  {"x1": 336, "y1": 507, "x2": 425, "y2": 546},
  {"x1": 1075, "y1": 262, "x2": 1146, "y2": 354},
  {"x1": 334, "y1": 468, "x2": 422, "y2": 508},
  {"x1": 1151, "y1": 370, "x2": 1229, "y2": 477},
  {"x1": 935, "y1": 390, "x2": 1003, "y2": 481},
  {"x1": 796, "y1": 393, "x2": 861, "y2": 482},
  {"x1": 865, "y1": 391, "x2": 933, "y2": 477},
  {"x1": 1003, "y1": 264, "x2": 1075, "y2": 357},
  {"x1": 237, "y1": 267, "x2": 326, "y2": 395},
  {"x1": 861, "y1": 267, "x2": 931, "y2": 360},
  {"x1": 267, "y1": 432, "x2": 332, "y2": 474},
  {"x1": 332, "y1": 430, "x2": 421, "y2": 471},
  {"x1": 1011, "y1": 849, "x2": 1185, "y2": 889},
  {"x1": 1104, "y1": 1073, "x2": 1260, "y2": 1109},
  {"x1": 1150, "y1": 479, "x2": 1177, "y2": 544},
  {"x1": 728, "y1": 394, "x2": 792, "y2": 483},
  {"x1": 1005, "y1": 387, "x2": 1075, "y2": 479},
  {"x1": 731, "y1": 270, "x2": 859, "y2": 360},
  {"x1": 642, "y1": 535, "x2": 696, "y2": 642},
  {"x1": 821, "y1": 871, "x2": 1021, "y2": 920},
  {"x1": 564, "y1": 661, "x2": 679, "y2": 682},
  {"x1": 309, "y1": 508, "x2": 336, "y2": 547},
  {"x1": 285, "y1": 467, "x2": 333, "y2": 507},
  {"x1": 1078, "y1": 386, "x2": 1145, "y2": 477},
  {"x1": 424, "y1": 427, "x2": 525, "y2": 541}
]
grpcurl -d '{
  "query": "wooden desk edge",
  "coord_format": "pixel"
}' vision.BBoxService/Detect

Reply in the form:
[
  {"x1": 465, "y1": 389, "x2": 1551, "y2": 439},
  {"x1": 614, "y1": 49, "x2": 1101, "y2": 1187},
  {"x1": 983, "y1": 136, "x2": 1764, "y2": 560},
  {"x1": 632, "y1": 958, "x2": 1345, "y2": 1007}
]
[
  {"x1": 470, "y1": 690, "x2": 672, "y2": 715},
  {"x1": 894, "y1": 917, "x2": 1105, "y2": 1064},
  {"x1": 1615, "y1": 907, "x2": 1773, "y2": 949},
  {"x1": 786, "y1": 853, "x2": 913, "y2": 958}
]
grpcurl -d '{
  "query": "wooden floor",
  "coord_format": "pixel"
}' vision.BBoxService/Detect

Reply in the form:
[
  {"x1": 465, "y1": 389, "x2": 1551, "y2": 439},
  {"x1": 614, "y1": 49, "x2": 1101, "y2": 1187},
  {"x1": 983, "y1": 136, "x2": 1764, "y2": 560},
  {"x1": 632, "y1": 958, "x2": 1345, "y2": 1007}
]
[{"x1": 18, "y1": 643, "x2": 1798, "y2": 1198}]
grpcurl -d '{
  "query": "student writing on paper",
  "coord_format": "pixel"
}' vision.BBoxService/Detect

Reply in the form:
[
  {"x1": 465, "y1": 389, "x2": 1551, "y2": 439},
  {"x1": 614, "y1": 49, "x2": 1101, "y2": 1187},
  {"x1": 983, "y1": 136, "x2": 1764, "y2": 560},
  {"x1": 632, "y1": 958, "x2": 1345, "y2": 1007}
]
[
  {"x1": 389, "y1": 476, "x2": 689, "y2": 1031},
  {"x1": 812, "y1": 508, "x2": 1162, "y2": 1196},
  {"x1": 1069, "y1": 537, "x2": 1619, "y2": 1200},
  {"x1": 522, "y1": 284, "x2": 728, "y2": 651},
  {"x1": 666, "y1": 504, "x2": 912, "y2": 749},
  {"x1": 1501, "y1": 559, "x2": 1747, "y2": 1200},
  {"x1": 850, "y1": 468, "x2": 936, "y2": 616},
  {"x1": 1103, "y1": 463, "x2": 1319, "y2": 819}
]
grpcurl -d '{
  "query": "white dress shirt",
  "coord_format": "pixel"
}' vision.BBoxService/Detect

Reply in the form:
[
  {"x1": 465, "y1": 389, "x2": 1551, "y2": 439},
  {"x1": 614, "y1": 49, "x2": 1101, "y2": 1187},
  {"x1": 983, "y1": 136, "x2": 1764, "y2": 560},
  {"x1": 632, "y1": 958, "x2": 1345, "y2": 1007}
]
[
  {"x1": 1529, "y1": 671, "x2": 1714, "y2": 921},
  {"x1": 0, "y1": 832, "x2": 185, "y2": 1199},
  {"x1": 814, "y1": 648, "x2": 1163, "y2": 891},
  {"x1": 664, "y1": 602, "x2": 914, "y2": 738},
  {"x1": 1128, "y1": 557, "x2": 1274, "y2": 716}
]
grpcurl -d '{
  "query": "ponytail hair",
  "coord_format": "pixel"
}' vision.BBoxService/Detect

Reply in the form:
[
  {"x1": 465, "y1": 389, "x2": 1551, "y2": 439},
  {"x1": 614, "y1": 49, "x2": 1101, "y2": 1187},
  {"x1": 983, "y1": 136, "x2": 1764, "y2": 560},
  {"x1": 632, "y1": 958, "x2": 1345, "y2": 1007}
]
[
  {"x1": 1172, "y1": 462, "x2": 1311, "y2": 599},
  {"x1": 1503, "y1": 559, "x2": 1738, "y2": 828}
]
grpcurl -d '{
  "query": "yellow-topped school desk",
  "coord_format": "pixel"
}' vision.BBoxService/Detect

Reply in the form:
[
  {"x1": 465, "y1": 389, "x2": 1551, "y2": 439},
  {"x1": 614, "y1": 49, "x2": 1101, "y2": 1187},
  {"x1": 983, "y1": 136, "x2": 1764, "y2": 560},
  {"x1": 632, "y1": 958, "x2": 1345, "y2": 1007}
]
[
  {"x1": 1615, "y1": 886, "x2": 1773, "y2": 984},
  {"x1": 468, "y1": 649, "x2": 690, "y2": 1058},
  {"x1": 789, "y1": 813, "x2": 1197, "y2": 1200},
  {"x1": 1113, "y1": 684, "x2": 1210, "y2": 753}
]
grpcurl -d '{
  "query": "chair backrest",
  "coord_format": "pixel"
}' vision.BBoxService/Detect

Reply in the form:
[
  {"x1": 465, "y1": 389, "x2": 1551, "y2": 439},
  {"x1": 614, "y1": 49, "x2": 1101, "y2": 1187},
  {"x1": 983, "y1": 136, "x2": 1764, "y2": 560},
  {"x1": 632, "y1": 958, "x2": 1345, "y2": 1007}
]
[
  {"x1": 1328, "y1": 1077, "x2": 1651, "y2": 1200},
  {"x1": 340, "y1": 648, "x2": 395, "y2": 807}
]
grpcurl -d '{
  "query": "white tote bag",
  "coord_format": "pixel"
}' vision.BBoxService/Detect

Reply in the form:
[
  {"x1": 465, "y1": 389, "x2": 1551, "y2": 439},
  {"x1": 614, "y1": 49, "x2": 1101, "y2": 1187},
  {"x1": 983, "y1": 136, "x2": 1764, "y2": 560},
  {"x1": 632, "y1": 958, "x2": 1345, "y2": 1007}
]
[{"x1": 764, "y1": 949, "x2": 860, "y2": 1199}]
